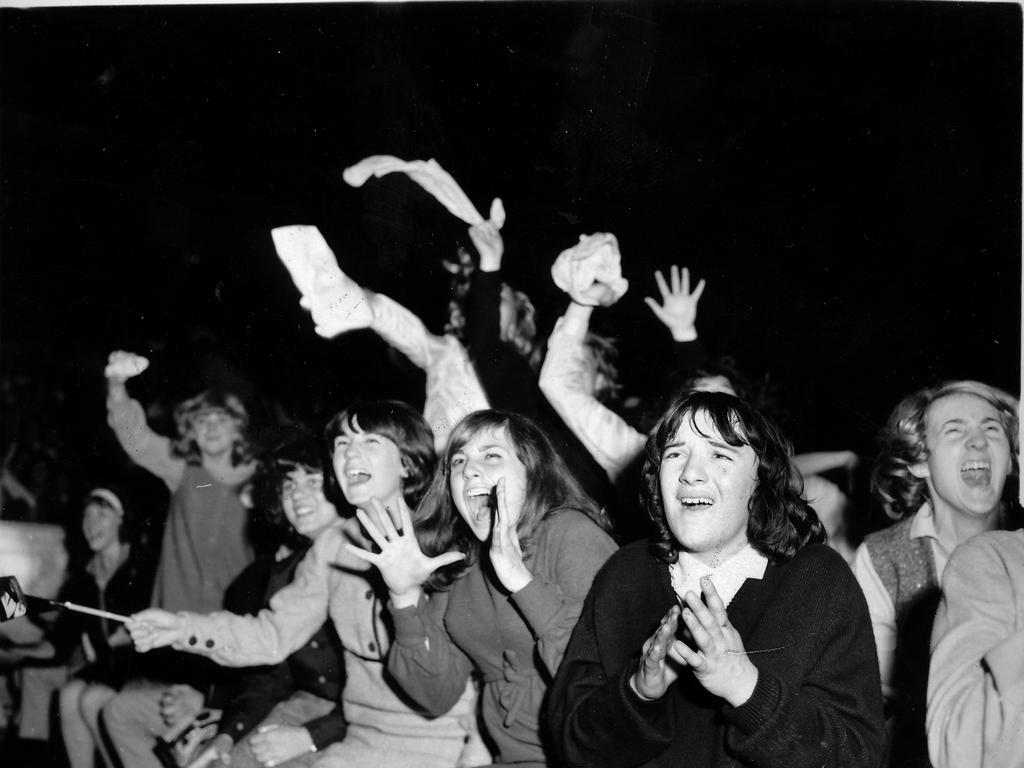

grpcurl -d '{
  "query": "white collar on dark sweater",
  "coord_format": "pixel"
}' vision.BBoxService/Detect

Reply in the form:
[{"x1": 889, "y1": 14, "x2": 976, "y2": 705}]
[{"x1": 668, "y1": 544, "x2": 768, "y2": 608}]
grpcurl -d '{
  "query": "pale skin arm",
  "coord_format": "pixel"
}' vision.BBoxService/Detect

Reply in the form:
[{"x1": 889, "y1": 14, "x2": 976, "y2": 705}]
[
  {"x1": 644, "y1": 265, "x2": 705, "y2": 342},
  {"x1": 631, "y1": 578, "x2": 758, "y2": 708}
]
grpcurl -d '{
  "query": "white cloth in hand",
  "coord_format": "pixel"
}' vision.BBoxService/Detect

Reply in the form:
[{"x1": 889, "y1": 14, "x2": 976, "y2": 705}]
[
  {"x1": 105, "y1": 351, "x2": 150, "y2": 380},
  {"x1": 343, "y1": 155, "x2": 505, "y2": 229},
  {"x1": 271, "y1": 225, "x2": 373, "y2": 338},
  {"x1": 550, "y1": 233, "x2": 629, "y2": 306}
]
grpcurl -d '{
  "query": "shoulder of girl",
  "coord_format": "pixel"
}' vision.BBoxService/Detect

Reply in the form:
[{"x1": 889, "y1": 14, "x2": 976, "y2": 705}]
[{"x1": 545, "y1": 507, "x2": 615, "y2": 542}]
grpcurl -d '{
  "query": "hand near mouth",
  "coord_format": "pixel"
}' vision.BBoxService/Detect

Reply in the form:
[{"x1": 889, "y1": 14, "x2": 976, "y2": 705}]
[
  {"x1": 489, "y1": 477, "x2": 532, "y2": 593},
  {"x1": 345, "y1": 497, "x2": 466, "y2": 608}
]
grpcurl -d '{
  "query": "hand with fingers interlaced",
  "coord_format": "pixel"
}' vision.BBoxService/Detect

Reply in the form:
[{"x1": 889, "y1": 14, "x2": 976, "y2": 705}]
[
  {"x1": 632, "y1": 577, "x2": 758, "y2": 706},
  {"x1": 344, "y1": 497, "x2": 466, "y2": 608},
  {"x1": 675, "y1": 578, "x2": 759, "y2": 706},
  {"x1": 644, "y1": 265, "x2": 706, "y2": 343}
]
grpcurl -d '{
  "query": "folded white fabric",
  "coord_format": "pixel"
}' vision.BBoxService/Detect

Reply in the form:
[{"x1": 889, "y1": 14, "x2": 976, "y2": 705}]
[
  {"x1": 550, "y1": 233, "x2": 629, "y2": 306},
  {"x1": 669, "y1": 545, "x2": 768, "y2": 609},
  {"x1": 104, "y1": 351, "x2": 149, "y2": 380},
  {"x1": 270, "y1": 225, "x2": 373, "y2": 339},
  {"x1": 343, "y1": 154, "x2": 506, "y2": 229}
]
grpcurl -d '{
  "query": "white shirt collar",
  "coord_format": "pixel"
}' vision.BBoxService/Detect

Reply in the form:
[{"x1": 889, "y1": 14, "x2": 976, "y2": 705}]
[{"x1": 668, "y1": 543, "x2": 768, "y2": 608}]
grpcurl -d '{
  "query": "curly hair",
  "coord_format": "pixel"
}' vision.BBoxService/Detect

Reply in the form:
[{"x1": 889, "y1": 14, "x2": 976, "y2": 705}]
[
  {"x1": 642, "y1": 391, "x2": 824, "y2": 565},
  {"x1": 172, "y1": 390, "x2": 252, "y2": 466},
  {"x1": 443, "y1": 248, "x2": 542, "y2": 370},
  {"x1": 415, "y1": 409, "x2": 609, "y2": 591},
  {"x1": 322, "y1": 400, "x2": 436, "y2": 512},
  {"x1": 250, "y1": 433, "x2": 331, "y2": 551},
  {"x1": 871, "y1": 380, "x2": 1019, "y2": 521},
  {"x1": 500, "y1": 284, "x2": 543, "y2": 370}
]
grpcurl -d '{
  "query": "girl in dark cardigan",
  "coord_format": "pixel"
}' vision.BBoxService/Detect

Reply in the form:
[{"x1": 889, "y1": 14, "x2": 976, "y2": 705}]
[{"x1": 549, "y1": 391, "x2": 885, "y2": 768}]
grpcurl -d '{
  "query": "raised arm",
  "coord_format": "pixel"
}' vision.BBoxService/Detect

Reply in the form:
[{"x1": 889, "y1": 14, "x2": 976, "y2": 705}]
[
  {"x1": 539, "y1": 301, "x2": 645, "y2": 483},
  {"x1": 105, "y1": 351, "x2": 184, "y2": 490},
  {"x1": 792, "y1": 451, "x2": 859, "y2": 479},
  {"x1": 927, "y1": 531, "x2": 1024, "y2": 768},
  {"x1": 368, "y1": 291, "x2": 489, "y2": 450}
]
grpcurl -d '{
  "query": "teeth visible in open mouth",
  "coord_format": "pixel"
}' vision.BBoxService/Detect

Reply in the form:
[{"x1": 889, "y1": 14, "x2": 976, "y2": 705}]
[
  {"x1": 961, "y1": 462, "x2": 990, "y2": 472},
  {"x1": 680, "y1": 497, "x2": 714, "y2": 506},
  {"x1": 346, "y1": 469, "x2": 370, "y2": 478},
  {"x1": 467, "y1": 488, "x2": 492, "y2": 498}
]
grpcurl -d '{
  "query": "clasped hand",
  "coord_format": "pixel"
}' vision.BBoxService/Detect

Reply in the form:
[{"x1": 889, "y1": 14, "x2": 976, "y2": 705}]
[{"x1": 632, "y1": 578, "x2": 758, "y2": 707}]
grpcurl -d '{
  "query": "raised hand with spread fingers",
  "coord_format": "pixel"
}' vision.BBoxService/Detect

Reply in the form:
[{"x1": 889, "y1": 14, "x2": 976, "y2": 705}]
[
  {"x1": 644, "y1": 265, "x2": 706, "y2": 342},
  {"x1": 345, "y1": 496, "x2": 466, "y2": 608}
]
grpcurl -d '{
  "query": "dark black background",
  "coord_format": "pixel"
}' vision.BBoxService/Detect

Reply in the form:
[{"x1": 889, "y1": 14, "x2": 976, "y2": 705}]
[{"x1": 2, "y1": 1, "x2": 1020, "y2": 476}]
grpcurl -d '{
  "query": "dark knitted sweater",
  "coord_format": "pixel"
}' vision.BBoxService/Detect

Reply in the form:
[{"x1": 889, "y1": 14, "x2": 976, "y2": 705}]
[{"x1": 549, "y1": 541, "x2": 885, "y2": 768}]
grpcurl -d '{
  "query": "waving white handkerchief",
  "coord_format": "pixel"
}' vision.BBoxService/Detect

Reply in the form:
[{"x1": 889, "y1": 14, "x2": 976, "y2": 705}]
[
  {"x1": 104, "y1": 351, "x2": 150, "y2": 380},
  {"x1": 342, "y1": 155, "x2": 505, "y2": 229},
  {"x1": 550, "y1": 233, "x2": 629, "y2": 306},
  {"x1": 270, "y1": 225, "x2": 373, "y2": 339}
]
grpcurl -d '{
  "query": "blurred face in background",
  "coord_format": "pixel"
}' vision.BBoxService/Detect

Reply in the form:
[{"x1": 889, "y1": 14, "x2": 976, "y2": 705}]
[
  {"x1": 191, "y1": 409, "x2": 241, "y2": 458},
  {"x1": 82, "y1": 497, "x2": 122, "y2": 553}
]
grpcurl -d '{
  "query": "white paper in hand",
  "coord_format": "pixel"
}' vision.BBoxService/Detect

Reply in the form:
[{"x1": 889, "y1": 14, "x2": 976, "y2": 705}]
[{"x1": 271, "y1": 225, "x2": 373, "y2": 338}]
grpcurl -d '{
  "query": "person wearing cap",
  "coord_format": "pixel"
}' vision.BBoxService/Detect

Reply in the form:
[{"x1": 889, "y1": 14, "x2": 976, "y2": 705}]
[{"x1": 47, "y1": 484, "x2": 155, "y2": 768}]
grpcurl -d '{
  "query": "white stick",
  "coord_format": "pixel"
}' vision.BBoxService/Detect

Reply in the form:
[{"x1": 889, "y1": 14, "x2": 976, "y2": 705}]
[{"x1": 51, "y1": 600, "x2": 129, "y2": 623}]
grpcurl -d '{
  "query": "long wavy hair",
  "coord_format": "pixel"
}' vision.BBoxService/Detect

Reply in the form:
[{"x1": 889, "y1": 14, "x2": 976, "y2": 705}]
[
  {"x1": 416, "y1": 409, "x2": 609, "y2": 590},
  {"x1": 172, "y1": 390, "x2": 253, "y2": 466},
  {"x1": 871, "y1": 380, "x2": 1019, "y2": 521},
  {"x1": 322, "y1": 400, "x2": 436, "y2": 513},
  {"x1": 642, "y1": 391, "x2": 824, "y2": 565}
]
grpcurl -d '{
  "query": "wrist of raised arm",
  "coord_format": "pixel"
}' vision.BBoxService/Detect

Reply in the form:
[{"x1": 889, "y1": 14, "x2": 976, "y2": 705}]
[{"x1": 669, "y1": 326, "x2": 698, "y2": 342}]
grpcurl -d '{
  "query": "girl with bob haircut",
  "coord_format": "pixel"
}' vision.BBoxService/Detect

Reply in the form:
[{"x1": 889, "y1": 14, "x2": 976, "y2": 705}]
[
  {"x1": 346, "y1": 409, "x2": 618, "y2": 768},
  {"x1": 550, "y1": 391, "x2": 885, "y2": 768},
  {"x1": 126, "y1": 401, "x2": 487, "y2": 768},
  {"x1": 853, "y1": 379, "x2": 1020, "y2": 767}
]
